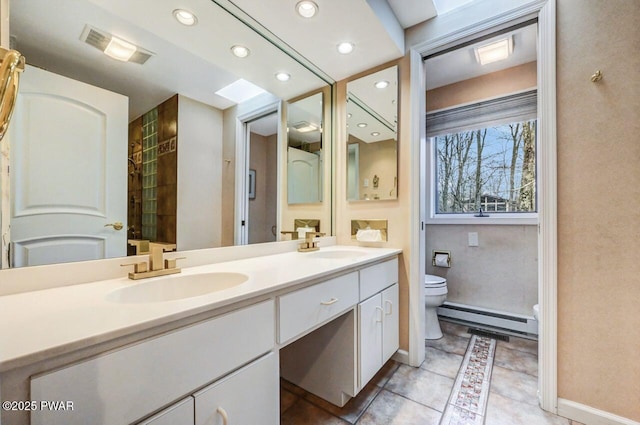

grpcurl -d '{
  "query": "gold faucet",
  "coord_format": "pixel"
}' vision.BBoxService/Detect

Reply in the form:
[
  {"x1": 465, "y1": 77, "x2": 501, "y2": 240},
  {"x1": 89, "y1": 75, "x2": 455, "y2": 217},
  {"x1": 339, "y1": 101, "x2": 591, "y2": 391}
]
[
  {"x1": 121, "y1": 246, "x2": 184, "y2": 280},
  {"x1": 298, "y1": 232, "x2": 325, "y2": 252}
]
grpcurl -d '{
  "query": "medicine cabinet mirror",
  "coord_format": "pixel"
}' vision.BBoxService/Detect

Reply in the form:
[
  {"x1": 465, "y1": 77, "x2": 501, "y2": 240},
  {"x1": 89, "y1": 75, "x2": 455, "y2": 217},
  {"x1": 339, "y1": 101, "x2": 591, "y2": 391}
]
[
  {"x1": 287, "y1": 91, "x2": 324, "y2": 204},
  {"x1": 346, "y1": 65, "x2": 398, "y2": 202}
]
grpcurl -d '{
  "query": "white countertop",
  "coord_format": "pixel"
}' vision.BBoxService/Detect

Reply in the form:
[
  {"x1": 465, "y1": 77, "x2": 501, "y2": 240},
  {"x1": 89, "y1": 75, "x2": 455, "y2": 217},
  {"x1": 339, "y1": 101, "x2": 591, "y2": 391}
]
[{"x1": 0, "y1": 246, "x2": 400, "y2": 372}]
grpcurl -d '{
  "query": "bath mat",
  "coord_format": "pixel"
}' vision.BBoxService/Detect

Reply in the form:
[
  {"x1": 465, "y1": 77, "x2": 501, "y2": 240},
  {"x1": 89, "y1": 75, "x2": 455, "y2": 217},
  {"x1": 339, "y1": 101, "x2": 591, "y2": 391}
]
[{"x1": 440, "y1": 335, "x2": 496, "y2": 425}]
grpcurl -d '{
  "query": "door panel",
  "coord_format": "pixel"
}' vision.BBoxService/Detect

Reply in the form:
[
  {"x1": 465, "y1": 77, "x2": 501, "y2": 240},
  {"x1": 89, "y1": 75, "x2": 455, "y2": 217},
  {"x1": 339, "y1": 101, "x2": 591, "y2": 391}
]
[
  {"x1": 382, "y1": 283, "x2": 399, "y2": 362},
  {"x1": 287, "y1": 146, "x2": 319, "y2": 204},
  {"x1": 10, "y1": 65, "x2": 127, "y2": 266}
]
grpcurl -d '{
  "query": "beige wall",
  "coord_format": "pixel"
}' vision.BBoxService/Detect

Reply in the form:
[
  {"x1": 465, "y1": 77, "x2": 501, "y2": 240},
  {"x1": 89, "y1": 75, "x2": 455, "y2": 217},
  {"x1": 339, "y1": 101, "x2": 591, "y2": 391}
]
[
  {"x1": 426, "y1": 61, "x2": 537, "y2": 112},
  {"x1": 557, "y1": 0, "x2": 640, "y2": 420},
  {"x1": 336, "y1": 57, "x2": 412, "y2": 351},
  {"x1": 426, "y1": 225, "x2": 537, "y2": 316}
]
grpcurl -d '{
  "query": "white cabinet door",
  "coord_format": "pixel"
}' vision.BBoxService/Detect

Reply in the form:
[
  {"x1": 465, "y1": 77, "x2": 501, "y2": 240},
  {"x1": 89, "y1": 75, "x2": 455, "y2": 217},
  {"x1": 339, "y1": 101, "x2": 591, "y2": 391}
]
[
  {"x1": 194, "y1": 353, "x2": 279, "y2": 425},
  {"x1": 137, "y1": 397, "x2": 194, "y2": 425},
  {"x1": 358, "y1": 293, "x2": 383, "y2": 389},
  {"x1": 382, "y1": 283, "x2": 399, "y2": 363}
]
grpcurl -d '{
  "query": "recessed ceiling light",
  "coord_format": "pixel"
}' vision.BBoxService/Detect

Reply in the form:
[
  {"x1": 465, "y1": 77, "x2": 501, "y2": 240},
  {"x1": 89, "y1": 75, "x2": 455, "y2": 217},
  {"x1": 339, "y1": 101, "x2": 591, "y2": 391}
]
[
  {"x1": 347, "y1": 113, "x2": 352, "y2": 118},
  {"x1": 230, "y1": 45, "x2": 250, "y2": 58},
  {"x1": 371, "y1": 132, "x2": 380, "y2": 137},
  {"x1": 275, "y1": 72, "x2": 291, "y2": 82},
  {"x1": 474, "y1": 37, "x2": 513, "y2": 65},
  {"x1": 357, "y1": 123, "x2": 367, "y2": 128},
  {"x1": 296, "y1": 1, "x2": 318, "y2": 18},
  {"x1": 104, "y1": 36, "x2": 136, "y2": 62},
  {"x1": 374, "y1": 80, "x2": 389, "y2": 89},
  {"x1": 337, "y1": 42, "x2": 354, "y2": 55},
  {"x1": 173, "y1": 9, "x2": 197, "y2": 26}
]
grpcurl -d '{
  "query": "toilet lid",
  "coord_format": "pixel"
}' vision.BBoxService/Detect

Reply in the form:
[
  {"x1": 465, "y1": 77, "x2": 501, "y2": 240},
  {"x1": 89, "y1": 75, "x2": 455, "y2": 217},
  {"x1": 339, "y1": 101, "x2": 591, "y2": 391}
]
[{"x1": 425, "y1": 274, "x2": 446, "y2": 286}]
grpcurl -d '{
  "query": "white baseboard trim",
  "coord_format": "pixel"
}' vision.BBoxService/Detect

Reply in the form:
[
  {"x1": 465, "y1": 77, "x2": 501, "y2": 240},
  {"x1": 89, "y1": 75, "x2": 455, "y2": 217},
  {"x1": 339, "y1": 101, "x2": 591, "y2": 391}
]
[
  {"x1": 557, "y1": 398, "x2": 640, "y2": 425},
  {"x1": 392, "y1": 349, "x2": 410, "y2": 365}
]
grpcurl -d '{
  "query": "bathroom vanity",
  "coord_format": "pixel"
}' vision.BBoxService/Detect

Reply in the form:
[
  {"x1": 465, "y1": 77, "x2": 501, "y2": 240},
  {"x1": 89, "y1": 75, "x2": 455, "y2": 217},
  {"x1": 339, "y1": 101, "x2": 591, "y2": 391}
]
[{"x1": 0, "y1": 245, "x2": 400, "y2": 425}]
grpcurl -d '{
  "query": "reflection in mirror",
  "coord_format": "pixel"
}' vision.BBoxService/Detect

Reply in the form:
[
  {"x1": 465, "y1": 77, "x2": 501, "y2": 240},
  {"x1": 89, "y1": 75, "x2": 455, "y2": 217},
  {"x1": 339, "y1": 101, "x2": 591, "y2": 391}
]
[
  {"x1": 0, "y1": 0, "x2": 330, "y2": 268},
  {"x1": 287, "y1": 92, "x2": 323, "y2": 204},
  {"x1": 346, "y1": 65, "x2": 398, "y2": 201}
]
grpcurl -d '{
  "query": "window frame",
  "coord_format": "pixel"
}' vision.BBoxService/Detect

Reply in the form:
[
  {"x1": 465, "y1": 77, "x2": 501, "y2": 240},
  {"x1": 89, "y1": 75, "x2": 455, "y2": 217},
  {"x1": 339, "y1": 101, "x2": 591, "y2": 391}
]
[{"x1": 426, "y1": 90, "x2": 539, "y2": 225}]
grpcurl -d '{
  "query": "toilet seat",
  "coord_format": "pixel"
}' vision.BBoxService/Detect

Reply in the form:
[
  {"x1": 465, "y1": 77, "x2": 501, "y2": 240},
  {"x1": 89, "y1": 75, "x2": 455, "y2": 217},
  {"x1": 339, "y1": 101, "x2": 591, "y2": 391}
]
[{"x1": 425, "y1": 274, "x2": 446, "y2": 288}]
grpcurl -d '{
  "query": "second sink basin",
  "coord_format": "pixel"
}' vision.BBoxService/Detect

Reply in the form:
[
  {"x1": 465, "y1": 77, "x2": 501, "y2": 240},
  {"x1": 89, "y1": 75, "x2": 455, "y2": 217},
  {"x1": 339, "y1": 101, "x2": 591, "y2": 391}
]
[
  {"x1": 307, "y1": 250, "x2": 368, "y2": 259},
  {"x1": 106, "y1": 272, "x2": 249, "y2": 303}
]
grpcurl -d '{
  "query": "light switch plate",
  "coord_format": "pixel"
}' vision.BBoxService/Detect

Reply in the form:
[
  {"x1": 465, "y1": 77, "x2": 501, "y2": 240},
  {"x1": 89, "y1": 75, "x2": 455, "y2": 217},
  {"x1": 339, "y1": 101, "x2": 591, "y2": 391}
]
[{"x1": 468, "y1": 232, "x2": 479, "y2": 247}]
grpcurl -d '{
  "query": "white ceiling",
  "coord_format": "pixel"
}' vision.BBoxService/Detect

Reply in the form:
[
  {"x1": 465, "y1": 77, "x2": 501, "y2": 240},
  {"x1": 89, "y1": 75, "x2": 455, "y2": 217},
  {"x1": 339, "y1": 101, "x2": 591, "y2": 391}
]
[
  {"x1": 425, "y1": 23, "x2": 538, "y2": 90},
  {"x1": 11, "y1": 0, "x2": 515, "y2": 121}
]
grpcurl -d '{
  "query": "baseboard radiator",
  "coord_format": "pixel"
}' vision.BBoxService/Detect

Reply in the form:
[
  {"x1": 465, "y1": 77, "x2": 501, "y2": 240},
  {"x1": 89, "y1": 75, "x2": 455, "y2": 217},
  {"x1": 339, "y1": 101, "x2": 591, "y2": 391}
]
[{"x1": 437, "y1": 302, "x2": 538, "y2": 336}]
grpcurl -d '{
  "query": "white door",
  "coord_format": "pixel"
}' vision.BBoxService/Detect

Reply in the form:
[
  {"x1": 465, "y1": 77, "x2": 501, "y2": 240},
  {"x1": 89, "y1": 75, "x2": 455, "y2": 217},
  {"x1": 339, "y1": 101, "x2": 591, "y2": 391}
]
[
  {"x1": 382, "y1": 283, "x2": 400, "y2": 363},
  {"x1": 358, "y1": 293, "x2": 383, "y2": 389},
  {"x1": 287, "y1": 146, "x2": 319, "y2": 204},
  {"x1": 9, "y1": 65, "x2": 127, "y2": 267}
]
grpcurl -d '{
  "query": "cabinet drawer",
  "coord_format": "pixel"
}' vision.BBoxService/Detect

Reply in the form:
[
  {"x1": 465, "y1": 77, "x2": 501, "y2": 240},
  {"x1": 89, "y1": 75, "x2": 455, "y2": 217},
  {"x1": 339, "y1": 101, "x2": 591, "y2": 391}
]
[
  {"x1": 194, "y1": 353, "x2": 279, "y2": 425},
  {"x1": 278, "y1": 272, "x2": 359, "y2": 344},
  {"x1": 31, "y1": 300, "x2": 275, "y2": 425},
  {"x1": 137, "y1": 397, "x2": 194, "y2": 425},
  {"x1": 359, "y1": 258, "x2": 398, "y2": 301}
]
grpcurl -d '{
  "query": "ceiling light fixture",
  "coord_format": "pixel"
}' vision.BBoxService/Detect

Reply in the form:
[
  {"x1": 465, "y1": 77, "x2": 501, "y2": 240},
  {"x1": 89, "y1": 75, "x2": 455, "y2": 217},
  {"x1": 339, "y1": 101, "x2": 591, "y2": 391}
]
[
  {"x1": 173, "y1": 9, "x2": 198, "y2": 26},
  {"x1": 293, "y1": 121, "x2": 319, "y2": 133},
  {"x1": 296, "y1": 1, "x2": 318, "y2": 18},
  {"x1": 104, "y1": 36, "x2": 137, "y2": 62},
  {"x1": 357, "y1": 123, "x2": 367, "y2": 128},
  {"x1": 371, "y1": 132, "x2": 380, "y2": 137},
  {"x1": 474, "y1": 37, "x2": 513, "y2": 65},
  {"x1": 275, "y1": 72, "x2": 291, "y2": 82},
  {"x1": 337, "y1": 42, "x2": 354, "y2": 55},
  {"x1": 374, "y1": 80, "x2": 389, "y2": 89},
  {"x1": 230, "y1": 45, "x2": 250, "y2": 58}
]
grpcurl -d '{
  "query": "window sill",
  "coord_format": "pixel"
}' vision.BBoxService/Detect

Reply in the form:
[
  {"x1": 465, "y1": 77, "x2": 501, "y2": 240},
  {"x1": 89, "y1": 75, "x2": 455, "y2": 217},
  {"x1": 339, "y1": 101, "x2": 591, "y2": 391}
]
[{"x1": 426, "y1": 214, "x2": 538, "y2": 226}]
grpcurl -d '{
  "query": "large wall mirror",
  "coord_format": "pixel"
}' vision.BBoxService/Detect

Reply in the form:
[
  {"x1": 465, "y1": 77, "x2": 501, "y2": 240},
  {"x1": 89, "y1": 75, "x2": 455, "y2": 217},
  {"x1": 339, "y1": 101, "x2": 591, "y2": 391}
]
[
  {"x1": 0, "y1": 0, "x2": 331, "y2": 268},
  {"x1": 346, "y1": 65, "x2": 398, "y2": 201}
]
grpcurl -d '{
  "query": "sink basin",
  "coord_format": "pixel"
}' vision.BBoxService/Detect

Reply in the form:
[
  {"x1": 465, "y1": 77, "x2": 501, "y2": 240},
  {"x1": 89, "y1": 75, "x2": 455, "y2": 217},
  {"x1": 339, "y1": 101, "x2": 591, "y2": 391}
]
[
  {"x1": 307, "y1": 250, "x2": 368, "y2": 259},
  {"x1": 106, "y1": 272, "x2": 249, "y2": 303}
]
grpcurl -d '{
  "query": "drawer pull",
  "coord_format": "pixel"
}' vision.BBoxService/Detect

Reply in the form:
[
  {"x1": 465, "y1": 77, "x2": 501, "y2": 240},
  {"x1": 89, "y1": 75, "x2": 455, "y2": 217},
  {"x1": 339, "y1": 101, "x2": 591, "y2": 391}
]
[
  {"x1": 320, "y1": 297, "x2": 339, "y2": 306},
  {"x1": 375, "y1": 306, "x2": 384, "y2": 322},
  {"x1": 217, "y1": 407, "x2": 229, "y2": 425},
  {"x1": 385, "y1": 300, "x2": 393, "y2": 315}
]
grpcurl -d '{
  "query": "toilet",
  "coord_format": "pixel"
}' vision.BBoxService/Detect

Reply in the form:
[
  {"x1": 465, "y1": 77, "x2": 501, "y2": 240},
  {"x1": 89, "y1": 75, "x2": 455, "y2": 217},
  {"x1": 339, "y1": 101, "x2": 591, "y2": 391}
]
[{"x1": 425, "y1": 274, "x2": 448, "y2": 340}]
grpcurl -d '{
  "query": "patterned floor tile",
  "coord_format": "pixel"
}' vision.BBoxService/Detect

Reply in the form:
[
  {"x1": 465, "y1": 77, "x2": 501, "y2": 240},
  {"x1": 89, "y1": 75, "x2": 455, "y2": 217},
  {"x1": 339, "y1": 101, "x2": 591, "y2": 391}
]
[
  {"x1": 356, "y1": 389, "x2": 442, "y2": 425},
  {"x1": 446, "y1": 336, "x2": 495, "y2": 417},
  {"x1": 421, "y1": 347, "x2": 464, "y2": 379},
  {"x1": 385, "y1": 364, "x2": 454, "y2": 412},
  {"x1": 440, "y1": 404, "x2": 484, "y2": 425}
]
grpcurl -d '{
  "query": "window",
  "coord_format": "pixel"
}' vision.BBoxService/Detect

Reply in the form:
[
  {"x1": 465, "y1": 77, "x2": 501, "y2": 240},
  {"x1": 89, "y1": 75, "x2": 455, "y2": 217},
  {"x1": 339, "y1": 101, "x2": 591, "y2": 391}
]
[
  {"x1": 434, "y1": 120, "x2": 536, "y2": 213},
  {"x1": 427, "y1": 91, "x2": 537, "y2": 222}
]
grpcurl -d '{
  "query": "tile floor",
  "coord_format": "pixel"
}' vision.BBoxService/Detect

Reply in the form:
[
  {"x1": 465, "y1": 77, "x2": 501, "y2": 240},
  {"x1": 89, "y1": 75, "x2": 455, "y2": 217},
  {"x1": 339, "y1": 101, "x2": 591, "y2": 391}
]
[{"x1": 280, "y1": 321, "x2": 584, "y2": 425}]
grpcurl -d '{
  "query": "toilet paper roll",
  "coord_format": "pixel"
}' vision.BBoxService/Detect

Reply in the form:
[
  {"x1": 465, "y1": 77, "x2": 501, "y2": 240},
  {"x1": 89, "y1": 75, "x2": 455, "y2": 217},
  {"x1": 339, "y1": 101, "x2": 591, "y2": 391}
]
[{"x1": 434, "y1": 253, "x2": 450, "y2": 268}]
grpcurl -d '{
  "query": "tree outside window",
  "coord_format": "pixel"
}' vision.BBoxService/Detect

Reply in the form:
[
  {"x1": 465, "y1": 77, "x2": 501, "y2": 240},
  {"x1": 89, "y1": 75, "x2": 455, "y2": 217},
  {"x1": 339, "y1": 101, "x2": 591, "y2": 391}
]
[{"x1": 434, "y1": 120, "x2": 536, "y2": 214}]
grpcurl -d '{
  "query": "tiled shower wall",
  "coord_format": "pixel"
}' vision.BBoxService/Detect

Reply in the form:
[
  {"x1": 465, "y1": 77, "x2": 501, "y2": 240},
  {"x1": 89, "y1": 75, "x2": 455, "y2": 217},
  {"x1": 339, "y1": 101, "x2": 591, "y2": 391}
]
[{"x1": 127, "y1": 95, "x2": 178, "y2": 252}]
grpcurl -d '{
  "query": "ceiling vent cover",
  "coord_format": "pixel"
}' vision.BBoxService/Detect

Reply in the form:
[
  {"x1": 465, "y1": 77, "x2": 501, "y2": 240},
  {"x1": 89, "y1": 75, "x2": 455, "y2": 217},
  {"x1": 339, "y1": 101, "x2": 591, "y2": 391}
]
[{"x1": 79, "y1": 25, "x2": 154, "y2": 64}]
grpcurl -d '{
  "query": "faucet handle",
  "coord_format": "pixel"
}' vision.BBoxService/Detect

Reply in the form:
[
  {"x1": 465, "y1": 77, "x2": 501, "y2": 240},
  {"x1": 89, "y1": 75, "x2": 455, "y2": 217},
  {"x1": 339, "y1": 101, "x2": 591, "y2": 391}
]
[
  {"x1": 280, "y1": 230, "x2": 299, "y2": 240},
  {"x1": 121, "y1": 262, "x2": 148, "y2": 273},
  {"x1": 304, "y1": 231, "x2": 325, "y2": 242},
  {"x1": 164, "y1": 256, "x2": 186, "y2": 270}
]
